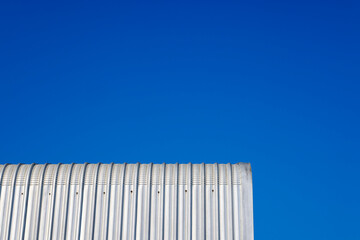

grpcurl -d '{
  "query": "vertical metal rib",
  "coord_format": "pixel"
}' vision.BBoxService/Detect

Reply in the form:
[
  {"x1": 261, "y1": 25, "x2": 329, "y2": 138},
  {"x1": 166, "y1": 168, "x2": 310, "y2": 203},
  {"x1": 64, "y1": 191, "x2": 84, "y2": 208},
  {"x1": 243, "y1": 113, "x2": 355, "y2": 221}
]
[
  {"x1": 239, "y1": 165, "x2": 244, "y2": 240},
  {"x1": 20, "y1": 163, "x2": 36, "y2": 240},
  {"x1": 0, "y1": 163, "x2": 9, "y2": 196},
  {"x1": 147, "y1": 163, "x2": 153, "y2": 240},
  {"x1": 202, "y1": 163, "x2": 206, "y2": 240},
  {"x1": 0, "y1": 163, "x2": 9, "y2": 238},
  {"x1": 35, "y1": 163, "x2": 49, "y2": 240},
  {"x1": 63, "y1": 163, "x2": 75, "y2": 240},
  {"x1": 175, "y1": 163, "x2": 179, "y2": 240},
  {"x1": 133, "y1": 162, "x2": 140, "y2": 240},
  {"x1": 216, "y1": 163, "x2": 220, "y2": 240},
  {"x1": 119, "y1": 163, "x2": 127, "y2": 239},
  {"x1": 161, "y1": 163, "x2": 166, "y2": 240},
  {"x1": 77, "y1": 162, "x2": 89, "y2": 240},
  {"x1": 228, "y1": 163, "x2": 235, "y2": 240},
  {"x1": 91, "y1": 163, "x2": 101, "y2": 240},
  {"x1": 105, "y1": 162, "x2": 114, "y2": 240},
  {"x1": 49, "y1": 163, "x2": 62, "y2": 240},
  {"x1": 189, "y1": 163, "x2": 193, "y2": 240},
  {"x1": 7, "y1": 163, "x2": 22, "y2": 240}
]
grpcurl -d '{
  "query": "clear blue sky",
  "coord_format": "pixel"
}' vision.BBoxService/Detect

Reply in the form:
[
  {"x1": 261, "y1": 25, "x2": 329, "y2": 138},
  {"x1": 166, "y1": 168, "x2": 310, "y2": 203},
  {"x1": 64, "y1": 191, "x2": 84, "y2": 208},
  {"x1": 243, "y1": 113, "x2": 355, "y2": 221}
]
[{"x1": 1, "y1": 1, "x2": 359, "y2": 239}]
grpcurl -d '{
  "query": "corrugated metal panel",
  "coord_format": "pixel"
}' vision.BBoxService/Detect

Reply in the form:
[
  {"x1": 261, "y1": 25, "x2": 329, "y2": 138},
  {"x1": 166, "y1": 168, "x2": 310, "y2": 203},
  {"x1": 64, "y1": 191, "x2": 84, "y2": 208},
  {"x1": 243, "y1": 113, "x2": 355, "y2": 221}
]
[{"x1": 0, "y1": 163, "x2": 253, "y2": 240}]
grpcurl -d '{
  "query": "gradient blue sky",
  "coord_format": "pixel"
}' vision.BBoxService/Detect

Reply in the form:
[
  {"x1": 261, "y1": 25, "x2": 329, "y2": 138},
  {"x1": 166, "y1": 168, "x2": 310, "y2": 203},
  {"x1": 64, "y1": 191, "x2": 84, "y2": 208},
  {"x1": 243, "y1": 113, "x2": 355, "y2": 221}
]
[{"x1": 1, "y1": 1, "x2": 359, "y2": 239}]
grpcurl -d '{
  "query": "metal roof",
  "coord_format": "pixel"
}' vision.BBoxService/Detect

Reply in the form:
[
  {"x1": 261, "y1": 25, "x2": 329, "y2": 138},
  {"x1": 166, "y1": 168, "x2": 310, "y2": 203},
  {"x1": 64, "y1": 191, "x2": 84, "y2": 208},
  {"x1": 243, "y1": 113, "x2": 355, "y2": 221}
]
[{"x1": 0, "y1": 163, "x2": 253, "y2": 240}]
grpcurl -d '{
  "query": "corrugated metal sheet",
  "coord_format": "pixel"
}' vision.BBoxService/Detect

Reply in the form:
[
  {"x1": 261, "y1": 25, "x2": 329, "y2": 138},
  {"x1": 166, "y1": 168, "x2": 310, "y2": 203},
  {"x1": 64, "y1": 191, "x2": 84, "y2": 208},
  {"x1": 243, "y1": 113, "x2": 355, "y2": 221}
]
[{"x1": 0, "y1": 163, "x2": 253, "y2": 240}]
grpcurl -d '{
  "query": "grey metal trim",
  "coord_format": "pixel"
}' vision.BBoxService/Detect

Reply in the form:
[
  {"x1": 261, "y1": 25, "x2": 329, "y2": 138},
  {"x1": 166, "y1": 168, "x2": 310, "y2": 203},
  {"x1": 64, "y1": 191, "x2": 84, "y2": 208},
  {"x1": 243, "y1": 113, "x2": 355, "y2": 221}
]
[
  {"x1": 63, "y1": 163, "x2": 75, "y2": 240},
  {"x1": 21, "y1": 163, "x2": 36, "y2": 240},
  {"x1": 175, "y1": 163, "x2": 179, "y2": 240},
  {"x1": 7, "y1": 163, "x2": 22, "y2": 240},
  {"x1": 228, "y1": 163, "x2": 235, "y2": 240},
  {"x1": 35, "y1": 163, "x2": 49, "y2": 240},
  {"x1": 147, "y1": 163, "x2": 153, "y2": 240},
  {"x1": 161, "y1": 163, "x2": 166, "y2": 240},
  {"x1": 105, "y1": 162, "x2": 114, "y2": 240},
  {"x1": 202, "y1": 163, "x2": 206, "y2": 240},
  {"x1": 133, "y1": 162, "x2": 140, "y2": 240},
  {"x1": 119, "y1": 163, "x2": 127, "y2": 239},
  {"x1": 91, "y1": 163, "x2": 101, "y2": 240},
  {"x1": 77, "y1": 162, "x2": 89, "y2": 240},
  {"x1": 189, "y1": 163, "x2": 193, "y2": 240},
  {"x1": 0, "y1": 163, "x2": 9, "y2": 195},
  {"x1": 216, "y1": 163, "x2": 221, "y2": 240},
  {"x1": 49, "y1": 163, "x2": 62, "y2": 240}
]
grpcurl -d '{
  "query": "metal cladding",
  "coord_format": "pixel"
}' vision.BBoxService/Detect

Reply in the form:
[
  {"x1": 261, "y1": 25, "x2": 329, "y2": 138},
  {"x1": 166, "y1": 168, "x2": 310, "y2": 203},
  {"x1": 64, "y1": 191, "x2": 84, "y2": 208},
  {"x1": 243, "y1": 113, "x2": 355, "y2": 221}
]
[{"x1": 0, "y1": 163, "x2": 253, "y2": 240}]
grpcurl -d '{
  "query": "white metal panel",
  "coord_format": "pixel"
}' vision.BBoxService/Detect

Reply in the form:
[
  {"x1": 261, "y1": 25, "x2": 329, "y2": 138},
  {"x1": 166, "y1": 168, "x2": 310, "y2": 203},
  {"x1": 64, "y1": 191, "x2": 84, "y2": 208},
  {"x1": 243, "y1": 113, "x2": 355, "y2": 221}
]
[{"x1": 0, "y1": 163, "x2": 253, "y2": 240}]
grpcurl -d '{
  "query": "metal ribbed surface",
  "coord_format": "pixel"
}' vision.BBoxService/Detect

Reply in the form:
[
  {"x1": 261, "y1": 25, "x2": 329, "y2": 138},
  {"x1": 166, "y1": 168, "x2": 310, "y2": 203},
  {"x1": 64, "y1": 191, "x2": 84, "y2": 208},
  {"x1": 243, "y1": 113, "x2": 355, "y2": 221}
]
[{"x1": 0, "y1": 163, "x2": 253, "y2": 240}]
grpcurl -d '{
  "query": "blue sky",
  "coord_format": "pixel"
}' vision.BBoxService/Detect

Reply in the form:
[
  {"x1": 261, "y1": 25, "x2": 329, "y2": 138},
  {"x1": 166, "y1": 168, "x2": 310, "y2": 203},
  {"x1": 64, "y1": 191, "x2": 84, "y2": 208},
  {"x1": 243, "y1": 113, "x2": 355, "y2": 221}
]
[{"x1": 1, "y1": 1, "x2": 359, "y2": 239}]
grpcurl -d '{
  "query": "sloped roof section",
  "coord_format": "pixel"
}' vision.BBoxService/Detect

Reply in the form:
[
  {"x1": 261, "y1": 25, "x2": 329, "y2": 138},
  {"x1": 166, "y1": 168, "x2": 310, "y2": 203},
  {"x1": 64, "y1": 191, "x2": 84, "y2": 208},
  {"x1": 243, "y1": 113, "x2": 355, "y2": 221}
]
[{"x1": 0, "y1": 163, "x2": 253, "y2": 240}]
